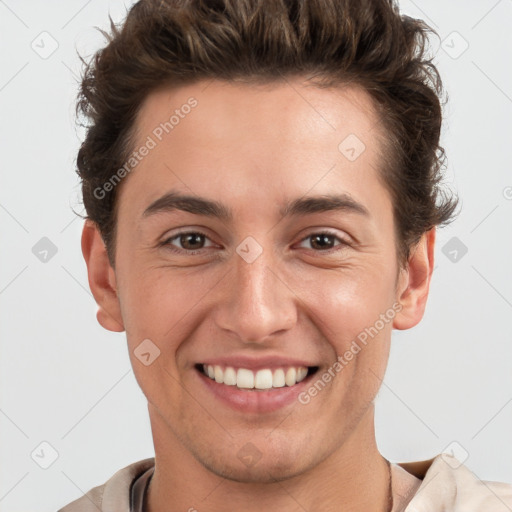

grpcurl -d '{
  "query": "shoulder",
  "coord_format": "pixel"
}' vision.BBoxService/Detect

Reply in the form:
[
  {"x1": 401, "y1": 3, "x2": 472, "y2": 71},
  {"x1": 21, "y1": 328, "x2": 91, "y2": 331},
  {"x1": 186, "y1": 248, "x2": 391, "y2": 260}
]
[
  {"x1": 398, "y1": 453, "x2": 512, "y2": 511},
  {"x1": 57, "y1": 458, "x2": 155, "y2": 512}
]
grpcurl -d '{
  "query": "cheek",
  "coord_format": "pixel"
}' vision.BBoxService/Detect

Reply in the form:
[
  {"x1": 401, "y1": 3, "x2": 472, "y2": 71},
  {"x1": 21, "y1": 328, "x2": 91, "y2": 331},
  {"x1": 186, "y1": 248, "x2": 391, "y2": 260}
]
[
  {"x1": 118, "y1": 263, "x2": 209, "y2": 337},
  {"x1": 300, "y1": 272, "x2": 395, "y2": 410},
  {"x1": 119, "y1": 257, "x2": 398, "y2": 356},
  {"x1": 291, "y1": 263, "x2": 397, "y2": 344},
  {"x1": 118, "y1": 267, "x2": 201, "y2": 405}
]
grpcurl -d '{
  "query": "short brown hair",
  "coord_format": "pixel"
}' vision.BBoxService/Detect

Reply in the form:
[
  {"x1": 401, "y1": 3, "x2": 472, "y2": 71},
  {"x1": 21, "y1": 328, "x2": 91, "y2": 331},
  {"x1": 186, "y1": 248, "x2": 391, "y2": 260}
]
[{"x1": 76, "y1": 0, "x2": 458, "y2": 266}]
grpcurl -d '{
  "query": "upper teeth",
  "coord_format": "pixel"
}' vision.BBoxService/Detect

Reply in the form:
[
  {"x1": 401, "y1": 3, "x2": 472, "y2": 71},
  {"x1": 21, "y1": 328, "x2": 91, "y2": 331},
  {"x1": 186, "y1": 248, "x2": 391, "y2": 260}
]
[{"x1": 203, "y1": 364, "x2": 309, "y2": 389}]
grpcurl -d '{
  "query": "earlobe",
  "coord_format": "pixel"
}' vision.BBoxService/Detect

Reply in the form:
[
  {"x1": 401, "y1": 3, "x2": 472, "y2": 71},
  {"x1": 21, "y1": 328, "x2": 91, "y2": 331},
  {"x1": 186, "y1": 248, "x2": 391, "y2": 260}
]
[
  {"x1": 81, "y1": 220, "x2": 125, "y2": 333},
  {"x1": 393, "y1": 228, "x2": 436, "y2": 331}
]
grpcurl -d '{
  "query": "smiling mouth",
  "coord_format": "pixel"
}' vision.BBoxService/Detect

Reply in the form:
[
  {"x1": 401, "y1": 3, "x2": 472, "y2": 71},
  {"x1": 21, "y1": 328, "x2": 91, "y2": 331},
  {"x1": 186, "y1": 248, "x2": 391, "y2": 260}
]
[{"x1": 195, "y1": 363, "x2": 319, "y2": 391}]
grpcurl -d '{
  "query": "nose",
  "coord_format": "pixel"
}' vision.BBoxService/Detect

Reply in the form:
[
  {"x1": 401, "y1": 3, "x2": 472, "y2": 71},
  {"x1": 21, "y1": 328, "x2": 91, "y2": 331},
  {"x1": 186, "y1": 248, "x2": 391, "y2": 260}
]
[{"x1": 212, "y1": 244, "x2": 297, "y2": 344}]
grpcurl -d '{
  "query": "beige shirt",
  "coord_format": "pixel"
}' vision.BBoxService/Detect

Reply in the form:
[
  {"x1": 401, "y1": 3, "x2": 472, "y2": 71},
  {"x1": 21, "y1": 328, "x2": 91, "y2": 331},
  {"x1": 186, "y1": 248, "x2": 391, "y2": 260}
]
[{"x1": 58, "y1": 453, "x2": 512, "y2": 511}]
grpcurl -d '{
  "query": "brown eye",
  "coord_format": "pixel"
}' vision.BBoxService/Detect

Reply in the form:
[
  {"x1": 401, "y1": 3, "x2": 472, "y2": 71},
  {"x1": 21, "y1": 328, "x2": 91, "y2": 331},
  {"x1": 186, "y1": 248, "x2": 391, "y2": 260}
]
[
  {"x1": 297, "y1": 232, "x2": 349, "y2": 252},
  {"x1": 178, "y1": 233, "x2": 206, "y2": 250},
  {"x1": 309, "y1": 234, "x2": 336, "y2": 250},
  {"x1": 163, "y1": 231, "x2": 215, "y2": 253}
]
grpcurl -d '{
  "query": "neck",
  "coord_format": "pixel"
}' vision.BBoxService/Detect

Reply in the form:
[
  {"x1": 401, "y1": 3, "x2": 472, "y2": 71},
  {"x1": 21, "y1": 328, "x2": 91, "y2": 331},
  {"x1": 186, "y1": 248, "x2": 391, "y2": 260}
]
[{"x1": 146, "y1": 403, "x2": 391, "y2": 512}]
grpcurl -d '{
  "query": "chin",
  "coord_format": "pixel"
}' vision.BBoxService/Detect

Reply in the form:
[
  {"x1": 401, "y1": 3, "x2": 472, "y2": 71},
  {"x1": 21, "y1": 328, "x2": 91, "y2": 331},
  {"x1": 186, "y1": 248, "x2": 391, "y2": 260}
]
[
  {"x1": 201, "y1": 453, "x2": 311, "y2": 484},
  {"x1": 187, "y1": 433, "x2": 318, "y2": 484}
]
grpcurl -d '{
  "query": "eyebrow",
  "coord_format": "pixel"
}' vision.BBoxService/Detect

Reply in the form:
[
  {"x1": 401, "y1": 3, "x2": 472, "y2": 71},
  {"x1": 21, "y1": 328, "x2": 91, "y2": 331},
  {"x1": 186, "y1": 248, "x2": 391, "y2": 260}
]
[{"x1": 142, "y1": 191, "x2": 370, "y2": 221}]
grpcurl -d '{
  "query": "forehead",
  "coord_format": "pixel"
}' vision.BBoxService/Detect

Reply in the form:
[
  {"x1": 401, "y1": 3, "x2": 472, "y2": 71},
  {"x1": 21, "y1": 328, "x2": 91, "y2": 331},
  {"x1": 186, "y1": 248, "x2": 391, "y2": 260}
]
[
  {"x1": 118, "y1": 77, "x2": 391, "y2": 224},
  {"x1": 136, "y1": 78, "x2": 381, "y2": 151}
]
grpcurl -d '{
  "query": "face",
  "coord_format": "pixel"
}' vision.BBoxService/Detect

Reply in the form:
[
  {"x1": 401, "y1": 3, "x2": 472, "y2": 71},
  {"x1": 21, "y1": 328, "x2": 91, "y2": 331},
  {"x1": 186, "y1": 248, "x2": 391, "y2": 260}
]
[{"x1": 84, "y1": 78, "x2": 432, "y2": 483}]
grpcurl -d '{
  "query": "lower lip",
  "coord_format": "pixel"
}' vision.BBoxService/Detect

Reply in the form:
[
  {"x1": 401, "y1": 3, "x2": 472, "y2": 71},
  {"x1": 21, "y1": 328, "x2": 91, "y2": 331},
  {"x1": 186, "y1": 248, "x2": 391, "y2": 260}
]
[{"x1": 195, "y1": 368, "x2": 317, "y2": 414}]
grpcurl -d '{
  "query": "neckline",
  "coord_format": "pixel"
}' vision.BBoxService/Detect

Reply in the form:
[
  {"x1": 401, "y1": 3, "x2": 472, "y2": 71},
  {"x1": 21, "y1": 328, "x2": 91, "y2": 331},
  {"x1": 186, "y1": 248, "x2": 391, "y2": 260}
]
[
  {"x1": 130, "y1": 466, "x2": 154, "y2": 512},
  {"x1": 390, "y1": 462, "x2": 423, "y2": 511},
  {"x1": 132, "y1": 461, "x2": 422, "y2": 512}
]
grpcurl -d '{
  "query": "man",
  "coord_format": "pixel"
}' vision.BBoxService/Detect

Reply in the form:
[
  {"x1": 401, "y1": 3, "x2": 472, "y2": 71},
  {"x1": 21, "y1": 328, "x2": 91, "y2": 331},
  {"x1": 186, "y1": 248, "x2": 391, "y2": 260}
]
[{"x1": 59, "y1": 0, "x2": 512, "y2": 510}]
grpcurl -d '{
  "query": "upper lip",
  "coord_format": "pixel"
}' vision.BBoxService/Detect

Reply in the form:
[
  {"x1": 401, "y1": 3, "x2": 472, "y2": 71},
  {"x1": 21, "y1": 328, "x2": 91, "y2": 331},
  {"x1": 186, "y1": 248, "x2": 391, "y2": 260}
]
[{"x1": 199, "y1": 354, "x2": 318, "y2": 371}]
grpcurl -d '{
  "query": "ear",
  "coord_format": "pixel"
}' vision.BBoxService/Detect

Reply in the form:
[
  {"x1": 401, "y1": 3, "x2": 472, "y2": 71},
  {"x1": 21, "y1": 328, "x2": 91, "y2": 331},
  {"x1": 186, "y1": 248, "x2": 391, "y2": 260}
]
[
  {"x1": 393, "y1": 228, "x2": 436, "y2": 330},
  {"x1": 81, "y1": 220, "x2": 125, "y2": 332}
]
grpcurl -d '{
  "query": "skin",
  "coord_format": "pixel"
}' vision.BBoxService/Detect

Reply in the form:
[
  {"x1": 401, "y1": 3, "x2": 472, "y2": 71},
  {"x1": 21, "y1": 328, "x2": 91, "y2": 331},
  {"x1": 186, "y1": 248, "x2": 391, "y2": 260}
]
[{"x1": 82, "y1": 77, "x2": 435, "y2": 512}]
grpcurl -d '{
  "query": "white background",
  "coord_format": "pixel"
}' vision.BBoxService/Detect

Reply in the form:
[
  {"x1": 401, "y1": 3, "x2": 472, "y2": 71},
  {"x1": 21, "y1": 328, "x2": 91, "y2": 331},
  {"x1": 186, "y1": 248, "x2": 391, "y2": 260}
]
[{"x1": 0, "y1": 1, "x2": 511, "y2": 510}]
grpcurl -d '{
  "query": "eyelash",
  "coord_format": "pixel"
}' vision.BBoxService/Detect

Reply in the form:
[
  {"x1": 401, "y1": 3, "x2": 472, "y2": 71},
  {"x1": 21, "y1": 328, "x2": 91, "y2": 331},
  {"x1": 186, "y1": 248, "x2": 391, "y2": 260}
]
[{"x1": 161, "y1": 230, "x2": 351, "y2": 255}]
